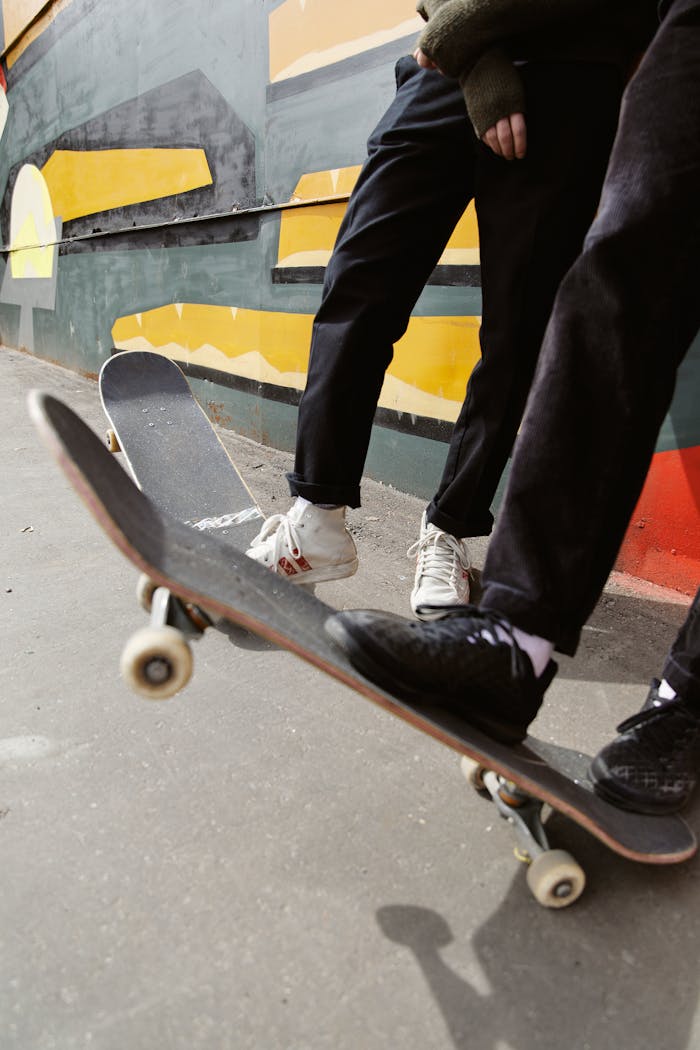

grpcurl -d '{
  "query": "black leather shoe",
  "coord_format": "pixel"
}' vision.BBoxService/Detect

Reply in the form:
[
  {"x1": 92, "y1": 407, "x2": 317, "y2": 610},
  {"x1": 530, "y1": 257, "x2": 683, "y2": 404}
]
[
  {"x1": 590, "y1": 679, "x2": 700, "y2": 814},
  {"x1": 325, "y1": 606, "x2": 556, "y2": 744}
]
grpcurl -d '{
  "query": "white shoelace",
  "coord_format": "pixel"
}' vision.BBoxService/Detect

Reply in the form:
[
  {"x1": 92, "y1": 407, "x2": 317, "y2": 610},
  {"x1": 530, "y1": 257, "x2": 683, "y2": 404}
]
[
  {"x1": 251, "y1": 513, "x2": 303, "y2": 562},
  {"x1": 408, "y1": 527, "x2": 470, "y2": 583}
]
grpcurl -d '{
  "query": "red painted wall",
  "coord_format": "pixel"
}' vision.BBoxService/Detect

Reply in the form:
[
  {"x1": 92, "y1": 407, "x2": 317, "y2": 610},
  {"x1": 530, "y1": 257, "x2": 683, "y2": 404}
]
[{"x1": 616, "y1": 445, "x2": 700, "y2": 595}]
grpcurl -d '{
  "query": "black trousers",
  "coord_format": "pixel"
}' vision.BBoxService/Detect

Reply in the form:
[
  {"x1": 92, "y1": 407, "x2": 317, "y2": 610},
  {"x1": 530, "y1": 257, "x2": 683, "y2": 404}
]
[
  {"x1": 665, "y1": 589, "x2": 700, "y2": 705},
  {"x1": 288, "y1": 57, "x2": 624, "y2": 536},
  {"x1": 480, "y1": 0, "x2": 700, "y2": 661}
]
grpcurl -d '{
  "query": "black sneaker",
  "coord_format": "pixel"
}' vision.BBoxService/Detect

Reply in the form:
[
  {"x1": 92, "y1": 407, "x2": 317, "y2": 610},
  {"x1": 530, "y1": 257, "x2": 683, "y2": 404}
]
[
  {"x1": 590, "y1": 679, "x2": 700, "y2": 814},
  {"x1": 325, "y1": 606, "x2": 557, "y2": 744}
]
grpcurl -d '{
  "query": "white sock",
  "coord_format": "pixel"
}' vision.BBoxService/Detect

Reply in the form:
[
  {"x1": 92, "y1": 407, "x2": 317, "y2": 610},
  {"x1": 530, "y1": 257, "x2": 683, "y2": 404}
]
[
  {"x1": 657, "y1": 678, "x2": 677, "y2": 701},
  {"x1": 295, "y1": 497, "x2": 342, "y2": 512},
  {"x1": 488, "y1": 624, "x2": 553, "y2": 677},
  {"x1": 512, "y1": 629, "x2": 554, "y2": 677}
]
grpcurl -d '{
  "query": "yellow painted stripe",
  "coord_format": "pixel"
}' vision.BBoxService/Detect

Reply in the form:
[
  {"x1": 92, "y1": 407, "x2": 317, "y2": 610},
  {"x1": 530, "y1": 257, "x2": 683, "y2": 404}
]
[
  {"x1": 41, "y1": 148, "x2": 212, "y2": 223},
  {"x1": 446, "y1": 200, "x2": 479, "y2": 252},
  {"x1": 290, "y1": 167, "x2": 363, "y2": 200},
  {"x1": 114, "y1": 304, "x2": 313, "y2": 376},
  {"x1": 112, "y1": 304, "x2": 482, "y2": 417},
  {"x1": 390, "y1": 315, "x2": 481, "y2": 402},
  {"x1": 277, "y1": 171, "x2": 480, "y2": 267},
  {"x1": 278, "y1": 202, "x2": 348, "y2": 265},
  {"x1": 278, "y1": 168, "x2": 361, "y2": 265}
]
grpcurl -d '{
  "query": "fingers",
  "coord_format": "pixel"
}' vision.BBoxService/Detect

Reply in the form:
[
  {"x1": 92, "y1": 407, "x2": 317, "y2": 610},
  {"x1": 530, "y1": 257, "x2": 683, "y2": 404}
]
[
  {"x1": 482, "y1": 125, "x2": 501, "y2": 156},
  {"x1": 481, "y1": 113, "x2": 527, "y2": 161},
  {"x1": 413, "y1": 47, "x2": 437, "y2": 70},
  {"x1": 509, "y1": 112, "x2": 527, "y2": 159}
]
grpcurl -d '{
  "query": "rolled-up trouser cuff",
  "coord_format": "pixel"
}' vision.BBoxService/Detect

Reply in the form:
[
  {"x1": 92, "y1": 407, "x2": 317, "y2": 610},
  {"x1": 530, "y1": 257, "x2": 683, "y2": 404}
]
[
  {"x1": 425, "y1": 498, "x2": 494, "y2": 540},
  {"x1": 286, "y1": 472, "x2": 361, "y2": 509}
]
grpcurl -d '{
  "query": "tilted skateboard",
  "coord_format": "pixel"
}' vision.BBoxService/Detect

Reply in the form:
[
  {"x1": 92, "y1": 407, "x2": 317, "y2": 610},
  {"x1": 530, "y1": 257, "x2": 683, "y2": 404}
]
[
  {"x1": 29, "y1": 390, "x2": 697, "y2": 909},
  {"x1": 100, "y1": 350, "x2": 262, "y2": 547},
  {"x1": 99, "y1": 349, "x2": 264, "y2": 639}
]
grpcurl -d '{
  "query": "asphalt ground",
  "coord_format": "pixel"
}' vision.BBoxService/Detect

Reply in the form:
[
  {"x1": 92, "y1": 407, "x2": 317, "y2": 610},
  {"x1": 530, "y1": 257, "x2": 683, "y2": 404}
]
[{"x1": 2, "y1": 347, "x2": 699, "y2": 1050}]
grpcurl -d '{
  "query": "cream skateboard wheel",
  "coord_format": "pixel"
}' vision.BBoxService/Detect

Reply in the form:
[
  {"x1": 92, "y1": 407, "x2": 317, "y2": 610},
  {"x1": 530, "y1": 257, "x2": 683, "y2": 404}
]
[
  {"x1": 120, "y1": 625, "x2": 193, "y2": 700},
  {"x1": 526, "y1": 849, "x2": 586, "y2": 908}
]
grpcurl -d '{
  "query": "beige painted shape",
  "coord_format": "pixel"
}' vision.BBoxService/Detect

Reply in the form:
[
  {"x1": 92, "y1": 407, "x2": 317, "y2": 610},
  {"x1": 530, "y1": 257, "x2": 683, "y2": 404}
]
[
  {"x1": 276, "y1": 250, "x2": 334, "y2": 268},
  {"x1": 269, "y1": 0, "x2": 422, "y2": 81},
  {"x1": 4, "y1": 0, "x2": 75, "y2": 66},
  {"x1": 438, "y1": 248, "x2": 481, "y2": 265},
  {"x1": 290, "y1": 166, "x2": 363, "y2": 201},
  {"x1": 9, "y1": 164, "x2": 57, "y2": 278},
  {"x1": 2, "y1": 0, "x2": 46, "y2": 47}
]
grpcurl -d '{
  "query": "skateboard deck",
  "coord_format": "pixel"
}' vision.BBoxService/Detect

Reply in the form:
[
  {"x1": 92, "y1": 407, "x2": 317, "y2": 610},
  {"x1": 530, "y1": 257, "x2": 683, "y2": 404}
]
[
  {"x1": 29, "y1": 390, "x2": 697, "y2": 907},
  {"x1": 99, "y1": 350, "x2": 262, "y2": 550}
]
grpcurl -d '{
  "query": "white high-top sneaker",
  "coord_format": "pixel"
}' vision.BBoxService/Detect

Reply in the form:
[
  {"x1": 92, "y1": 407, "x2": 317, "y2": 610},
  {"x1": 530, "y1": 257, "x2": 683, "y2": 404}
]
[
  {"x1": 246, "y1": 498, "x2": 358, "y2": 583},
  {"x1": 408, "y1": 511, "x2": 471, "y2": 619}
]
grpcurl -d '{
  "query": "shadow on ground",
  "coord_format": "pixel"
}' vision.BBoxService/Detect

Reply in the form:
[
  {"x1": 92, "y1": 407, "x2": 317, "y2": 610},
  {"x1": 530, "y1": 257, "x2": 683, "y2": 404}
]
[{"x1": 377, "y1": 799, "x2": 700, "y2": 1049}]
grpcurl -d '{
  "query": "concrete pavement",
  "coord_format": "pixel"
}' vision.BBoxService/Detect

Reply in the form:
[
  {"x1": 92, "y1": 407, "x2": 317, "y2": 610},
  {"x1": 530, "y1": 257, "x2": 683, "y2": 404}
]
[{"x1": 2, "y1": 347, "x2": 699, "y2": 1050}]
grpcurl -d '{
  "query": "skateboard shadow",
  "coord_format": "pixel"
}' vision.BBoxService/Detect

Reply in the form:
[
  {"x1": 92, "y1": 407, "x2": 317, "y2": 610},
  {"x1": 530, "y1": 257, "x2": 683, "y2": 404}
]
[
  {"x1": 215, "y1": 582, "x2": 317, "y2": 653},
  {"x1": 376, "y1": 825, "x2": 700, "y2": 1049},
  {"x1": 216, "y1": 618, "x2": 279, "y2": 653}
]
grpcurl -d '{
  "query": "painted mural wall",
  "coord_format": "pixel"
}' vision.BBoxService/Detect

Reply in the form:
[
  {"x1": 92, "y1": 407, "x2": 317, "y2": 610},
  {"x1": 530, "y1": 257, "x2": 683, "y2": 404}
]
[{"x1": 0, "y1": 0, "x2": 697, "y2": 593}]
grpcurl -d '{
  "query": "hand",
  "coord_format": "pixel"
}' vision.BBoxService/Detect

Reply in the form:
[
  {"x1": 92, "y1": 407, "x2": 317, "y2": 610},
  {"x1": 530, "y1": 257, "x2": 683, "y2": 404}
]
[
  {"x1": 413, "y1": 47, "x2": 438, "y2": 70},
  {"x1": 482, "y1": 113, "x2": 527, "y2": 161}
]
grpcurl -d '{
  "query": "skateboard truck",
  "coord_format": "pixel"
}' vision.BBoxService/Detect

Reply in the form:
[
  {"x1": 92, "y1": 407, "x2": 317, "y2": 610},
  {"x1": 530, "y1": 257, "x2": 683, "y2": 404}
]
[
  {"x1": 461, "y1": 756, "x2": 586, "y2": 908},
  {"x1": 119, "y1": 577, "x2": 213, "y2": 700}
]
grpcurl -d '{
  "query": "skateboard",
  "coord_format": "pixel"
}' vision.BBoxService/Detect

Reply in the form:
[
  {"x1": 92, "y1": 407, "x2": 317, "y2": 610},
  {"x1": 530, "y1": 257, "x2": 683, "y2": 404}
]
[
  {"x1": 99, "y1": 350, "x2": 262, "y2": 548},
  {"x1": 29, "y1": 390, "x2": 697, "y2": 909},
  {"x1": 99, "y1": 349, "x2": 264, "y2": 641}
]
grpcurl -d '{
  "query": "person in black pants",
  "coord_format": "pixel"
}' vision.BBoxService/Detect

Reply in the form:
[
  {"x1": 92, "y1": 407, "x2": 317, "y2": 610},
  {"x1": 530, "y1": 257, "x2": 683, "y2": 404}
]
[
  {"x1": 591, "y1": 588, "x2": 700, "y2": 814},
  {"x1": 247, "y1": 6, "x2": 653, "y2": 615},
  {"x1": 330, "y1": 0, "x2": 700, "y2": 815}
]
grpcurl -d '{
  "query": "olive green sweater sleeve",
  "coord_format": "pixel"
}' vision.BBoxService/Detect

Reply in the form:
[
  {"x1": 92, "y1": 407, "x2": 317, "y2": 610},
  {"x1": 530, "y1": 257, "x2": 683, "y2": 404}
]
[
  {"x1": 417, "y1": 0, "x2": 447, "y2": 18},
  {"x1": 417, "y1": 0, "x2": 610, "y2": 78},
  {"x1": 461, "y1": 47, "x2": 525, "y2": 138},
  {"x1": 417, "y1": 1, "x2": 527, "y2": 137}
]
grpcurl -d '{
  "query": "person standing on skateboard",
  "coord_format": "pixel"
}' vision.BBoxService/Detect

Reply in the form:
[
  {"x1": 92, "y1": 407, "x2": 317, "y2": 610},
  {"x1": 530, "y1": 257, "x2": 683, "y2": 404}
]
[
  {"x1": 246, "y1": 0, "x2": 656, "y2": 618},
  {"x1": 328, "y1": 0, "x2": 700, "y2": 816}
]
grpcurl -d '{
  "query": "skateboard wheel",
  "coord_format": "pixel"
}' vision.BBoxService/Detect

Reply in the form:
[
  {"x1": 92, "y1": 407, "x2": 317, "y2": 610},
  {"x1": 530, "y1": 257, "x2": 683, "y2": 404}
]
[
  {"x1": 106, "y1": 428, "x2": 121, "y2": 453},
  {"x1": 120, "y1": 626, "x2": 193, "y2": 700},
  {"x1": 136, "y1": 573, "x2": 158, "y2": 613},
  {"x1": 526, "y1": 849, "x2": 586, "y2": 909},
  {"x1": 460, "y1": 755, "x2": 487, "y2": 791}
]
